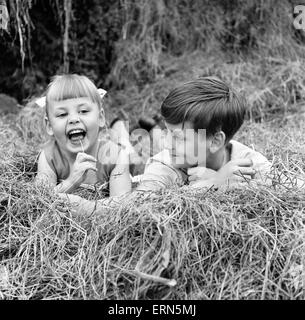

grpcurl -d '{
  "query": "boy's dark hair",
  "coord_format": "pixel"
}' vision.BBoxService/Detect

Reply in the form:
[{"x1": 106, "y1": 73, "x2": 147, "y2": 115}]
[{"x1": 161, "y1": 77, "x2": 246, "y2": 142}]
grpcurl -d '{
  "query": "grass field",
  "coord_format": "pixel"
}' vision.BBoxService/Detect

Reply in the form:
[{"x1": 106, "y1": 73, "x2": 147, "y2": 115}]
[{"x1": 1, "y1": 52, "x2": 305, "y2": 299}]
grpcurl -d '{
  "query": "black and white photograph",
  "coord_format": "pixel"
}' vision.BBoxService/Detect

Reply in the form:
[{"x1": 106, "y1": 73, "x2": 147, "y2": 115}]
[{"x1": 1, "y1": 0, "x2": 305, "y2": 306}]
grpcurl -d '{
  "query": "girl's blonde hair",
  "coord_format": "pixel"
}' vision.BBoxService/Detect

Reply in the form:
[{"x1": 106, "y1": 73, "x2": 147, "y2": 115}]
[{"x1": 46, "y1": 74, "x2": 103, "y2": 115}]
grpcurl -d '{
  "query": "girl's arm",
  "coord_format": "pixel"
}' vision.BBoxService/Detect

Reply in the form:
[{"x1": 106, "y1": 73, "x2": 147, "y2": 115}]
[
  {"x1": 35, "y1": 150, "x2": 57, "y2": 187},
  {"x1": 57, "y1": 193, "x2": 124, "y2": 217},
  {"x1": 109, "y1": 149, "x2": 132, "y2": 197},
  {"x1": 55, "y1": 149, "x2": 132, "y2": 218},
  {"x1": 35, "y1": 150, "x2": 81, "y2": 193}
]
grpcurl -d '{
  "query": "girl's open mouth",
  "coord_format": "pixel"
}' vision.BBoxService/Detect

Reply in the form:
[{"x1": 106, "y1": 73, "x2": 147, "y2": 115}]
[{"x1": 67, "y1": 129, "x2": 87, "y2": 143}]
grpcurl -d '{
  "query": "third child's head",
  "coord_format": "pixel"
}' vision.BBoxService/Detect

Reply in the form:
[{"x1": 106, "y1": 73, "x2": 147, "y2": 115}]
[
  {"x1": 45, "y1": 74, "x2": 105, "y2": 156},
  {"x1": 160, "y1": 77, "x2": 246, "y2": 169}
]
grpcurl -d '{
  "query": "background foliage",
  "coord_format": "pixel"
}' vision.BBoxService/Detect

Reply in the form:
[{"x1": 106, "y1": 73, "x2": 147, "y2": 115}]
[{"x1": 1, "y1": 0, "x2": 304, "y2": 104}]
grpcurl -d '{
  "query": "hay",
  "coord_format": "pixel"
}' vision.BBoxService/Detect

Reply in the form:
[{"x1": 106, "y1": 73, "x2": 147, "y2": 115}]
[
  {"x1": 109, "y1": 52, "x2": 305, "y2": 126},
  {"x1": 1, "y1": 170, "x2": 305, "y2": 300},
  {"x1": 0, "y1": 121, "x2": 305, "y2": 300}
]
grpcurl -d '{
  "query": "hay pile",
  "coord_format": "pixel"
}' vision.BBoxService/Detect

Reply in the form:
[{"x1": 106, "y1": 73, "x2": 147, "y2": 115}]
[
  {"x1": 1, "y1": 71, "x2": 305, "y2": 299},
  {"x1": 1, "y1": 145, "x2": 305, "y2": 299}
]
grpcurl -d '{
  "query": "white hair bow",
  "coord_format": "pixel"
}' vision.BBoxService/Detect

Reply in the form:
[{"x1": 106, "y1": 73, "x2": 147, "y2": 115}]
[{"x1": 35, "y1": 88, "x2": 107, "y2": 108}]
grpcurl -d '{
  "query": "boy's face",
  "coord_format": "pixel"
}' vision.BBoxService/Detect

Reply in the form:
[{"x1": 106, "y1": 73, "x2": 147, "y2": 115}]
[
  {"x1": 46, "y1": 97, "x2": 104, "y2": 155},
  {"x1": 163, "y1": 121, "x2": 211, "y2": 169}
]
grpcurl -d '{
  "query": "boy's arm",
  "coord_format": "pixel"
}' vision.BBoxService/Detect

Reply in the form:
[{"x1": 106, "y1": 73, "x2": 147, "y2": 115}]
[
  {"x1": 248, "y1": 151, "x2": 272, "y2": 184},
  {"x1": 189, "y1": 154, "x2": 272, "y2": 189},
  {"x1": 188, "y1": 158, "x2": 257, "y2": 189},
  {"x1": 136, "y1": 160, "x2": 182, "y2": 192},
  {"x1": 109, "y1": 149, "x2": 132, "y2": 197}
]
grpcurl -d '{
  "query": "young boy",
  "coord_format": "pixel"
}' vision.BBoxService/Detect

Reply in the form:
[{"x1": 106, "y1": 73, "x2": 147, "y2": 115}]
[{"x1": 137, "y1": 77, "x2": 272, "y2": 192}]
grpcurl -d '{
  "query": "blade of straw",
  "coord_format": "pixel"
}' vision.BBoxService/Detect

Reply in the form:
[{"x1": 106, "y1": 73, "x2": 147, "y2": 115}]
[
  {"x1": 79, "y1": 139, "x2": 84, "y2": 153},
  {"x1": 78, "y1": 136, "x2": 99, "y2": 214}
]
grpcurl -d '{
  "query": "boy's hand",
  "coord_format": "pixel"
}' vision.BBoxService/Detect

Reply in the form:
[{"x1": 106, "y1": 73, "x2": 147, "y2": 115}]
[
  {"x1": 187, "y1": 167, "x2": 217, "y2": 184},
  {"x1": 188, "y1": 158, "x2": 256, "y2": 188},
  {"x1": 66, "y1": 153, "x2": 97, "y2": 190}
]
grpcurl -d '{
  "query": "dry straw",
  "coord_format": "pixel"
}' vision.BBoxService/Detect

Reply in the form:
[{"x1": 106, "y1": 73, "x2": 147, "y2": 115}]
[{"x1": 1, "y1": 138, "x2": 305, "y2": 299}]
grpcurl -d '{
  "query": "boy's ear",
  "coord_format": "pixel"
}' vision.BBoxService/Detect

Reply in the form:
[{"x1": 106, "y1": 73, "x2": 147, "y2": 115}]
[
  {"x1": 209, "y1": 131, "x2": 226, "y2": 153},
  {"x1": 45, "y1": 116, "x2": 54, "y2": 136},
  {"x1": 98, "y1": 109, "x2": 106, "y2": 128}
]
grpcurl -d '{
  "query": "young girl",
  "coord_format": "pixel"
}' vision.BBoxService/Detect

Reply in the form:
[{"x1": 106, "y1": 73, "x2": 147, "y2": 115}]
[{"x1": 36, "y1": 74, "x2": 132, "y2": 198}]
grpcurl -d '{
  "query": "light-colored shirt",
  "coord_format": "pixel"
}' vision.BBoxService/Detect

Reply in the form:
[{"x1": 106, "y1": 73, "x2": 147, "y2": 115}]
[{"x1": 137, "y1": 140, "x2": 272, "y2": 191}]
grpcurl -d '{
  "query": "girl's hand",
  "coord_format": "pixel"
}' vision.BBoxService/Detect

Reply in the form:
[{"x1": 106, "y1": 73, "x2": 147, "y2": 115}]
[
  {"x1": 56, "y1": 193, "x2": 94, "y2": 217},
  {"x1": 66, "y1": 152, "x2": 97, "y2": 191}
]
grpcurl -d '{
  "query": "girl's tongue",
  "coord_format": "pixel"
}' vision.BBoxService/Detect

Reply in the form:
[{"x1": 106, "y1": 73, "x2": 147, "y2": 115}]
[
  {"x1": 68, "y1": 129, "x2": 86, "y2": 143},
  {"x1": 70, "y1": 132, "x2": 85, "y2": 142}
]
